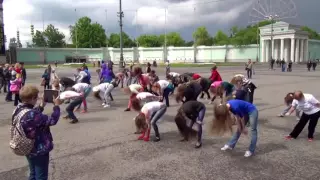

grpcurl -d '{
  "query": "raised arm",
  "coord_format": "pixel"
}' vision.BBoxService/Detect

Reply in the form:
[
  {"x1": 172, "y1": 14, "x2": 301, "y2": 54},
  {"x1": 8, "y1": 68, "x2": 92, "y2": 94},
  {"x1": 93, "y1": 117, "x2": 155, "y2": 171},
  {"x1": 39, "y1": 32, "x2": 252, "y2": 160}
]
[{"x1": 36, "y1": 106, "x2": 61, "y2": 127}]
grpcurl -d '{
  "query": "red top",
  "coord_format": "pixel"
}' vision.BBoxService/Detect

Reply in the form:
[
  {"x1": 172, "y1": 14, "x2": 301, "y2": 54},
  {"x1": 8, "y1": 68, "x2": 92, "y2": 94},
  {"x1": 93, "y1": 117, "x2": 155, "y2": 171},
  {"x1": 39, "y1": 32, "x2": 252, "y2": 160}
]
[
  {"x1": 209, "y1": 70, "x2": 222, "y2": 82},
  {"x1": 192, "y1": 73, "x2": 201, "y2": 80},
  {"x1": 15, "y1": 68, "x2": 22, "y2": 74}
]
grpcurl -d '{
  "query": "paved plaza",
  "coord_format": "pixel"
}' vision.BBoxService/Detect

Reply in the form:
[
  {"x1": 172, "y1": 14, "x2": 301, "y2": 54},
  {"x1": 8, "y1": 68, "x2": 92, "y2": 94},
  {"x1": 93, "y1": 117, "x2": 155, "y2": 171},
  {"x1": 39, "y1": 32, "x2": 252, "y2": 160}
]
[{"x1": 0, "y1": 64, "x2": 320, "y2": 180}]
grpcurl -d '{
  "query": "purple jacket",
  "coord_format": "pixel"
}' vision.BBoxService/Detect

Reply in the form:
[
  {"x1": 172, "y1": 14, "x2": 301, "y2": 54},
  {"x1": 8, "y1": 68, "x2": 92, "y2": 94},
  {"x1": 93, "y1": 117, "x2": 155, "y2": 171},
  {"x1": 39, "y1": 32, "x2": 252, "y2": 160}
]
[{"x1": 16, "y1": 103, "x2": 60, "y2": 157}]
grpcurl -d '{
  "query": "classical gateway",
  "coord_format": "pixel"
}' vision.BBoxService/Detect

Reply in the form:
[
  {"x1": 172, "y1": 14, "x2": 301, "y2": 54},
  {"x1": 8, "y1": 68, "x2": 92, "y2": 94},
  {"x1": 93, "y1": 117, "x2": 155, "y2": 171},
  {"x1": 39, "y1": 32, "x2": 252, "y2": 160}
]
[
  {"x1": 15, "y1": 21, "x2": 320, "y2": 64},
  {"x1": 260, "y1": 21, "x2": 309, "y2": 63}
]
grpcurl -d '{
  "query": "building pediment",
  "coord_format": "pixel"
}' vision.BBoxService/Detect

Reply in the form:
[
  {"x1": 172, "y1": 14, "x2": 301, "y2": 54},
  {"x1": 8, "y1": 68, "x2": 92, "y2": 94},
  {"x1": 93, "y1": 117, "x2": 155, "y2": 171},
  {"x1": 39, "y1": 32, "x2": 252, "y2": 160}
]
[{"x1": 259, "y1": 21, "x2": 308, "y2": 38}]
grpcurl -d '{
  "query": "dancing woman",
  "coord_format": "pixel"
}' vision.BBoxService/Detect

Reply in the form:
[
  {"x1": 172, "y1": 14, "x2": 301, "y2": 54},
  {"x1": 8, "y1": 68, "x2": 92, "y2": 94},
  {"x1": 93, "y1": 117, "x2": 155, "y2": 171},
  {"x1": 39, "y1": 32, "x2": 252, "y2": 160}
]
[
  {"x1": 124, "y1": 84, "x2": 144, "y2": 111},
  {"x1": 198, "y1": 77, "x2": 212, "y2": 99},
  {"x1": 231, "y1": 74, "x2": 257, "y2": 103},
  {"x1": 92, "y1": 80, "x2": 118, "y2": 108},
  {"x1": 132, "y1": 101, "x2": 167, "y2": 142},
  {"x1": 175, "y1": 101, "x2": 206, "y2": 148},
  {"x1": 213, "y1": 98, "x2": 259, "y2": 157},
  {"x1": 135, "y1": 92, "x2": 161, "y2": 104},
  {"x1": 278, "y1": 92, "x2": 300, "y2": 120},
  {"x1": 72, "y1": 83, "x2": 92, "y2": 113},
  {"x1": 152, "y1": 80, "x2": 174, "y2": 107},
  {"x1": 285, "y1": 91, "x2": 320, "y2": 141},
  {"x1": 179, "y1": 72, "x2": 194, "y2": 83},
  {"x1": 209, "y1": 64, "x2": 222, "y2": 82},
  {"x1": 210, "y1": 81, "x2": 235, "y2": 103},
  {"x1": 175, "y1": 81, "x2": 202, "y2": 103}
]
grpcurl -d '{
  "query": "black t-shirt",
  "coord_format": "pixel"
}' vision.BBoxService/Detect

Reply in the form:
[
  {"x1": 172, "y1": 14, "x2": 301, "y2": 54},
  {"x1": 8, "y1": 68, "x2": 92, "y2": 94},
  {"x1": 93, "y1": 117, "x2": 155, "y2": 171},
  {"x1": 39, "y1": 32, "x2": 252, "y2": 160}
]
[
  {"x1": 182, "y1": 101, "x2": 205, "y2": 120},
  {"x1": 184, "y1": 82, "x2": 202, "y2": 101},
  {"x1": 200, "y1": 78, "x2": 212, "y2": 90}
]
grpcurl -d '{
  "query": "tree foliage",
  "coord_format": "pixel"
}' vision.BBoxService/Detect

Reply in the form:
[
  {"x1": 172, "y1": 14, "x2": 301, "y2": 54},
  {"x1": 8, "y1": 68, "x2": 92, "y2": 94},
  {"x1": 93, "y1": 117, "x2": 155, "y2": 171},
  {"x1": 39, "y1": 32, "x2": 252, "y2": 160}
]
[
  {"x1": 32, "y1": 24, "x2": 66, "y2": 48},
  {"x1": 108, "y1": 32, "x2": 135, "y2": 48},
  {"x1": 32, "y1": 30, "x2": 47, "y2": 47},
  {"x1": 301, "y1": 26, "x2": 320, "y2": 40},
  {"x1": 192, "y1": 26, "x2": 213, "y2": 46},
  {"x1": 70, "y1": 17, "x2": 107, "y2": 48}
]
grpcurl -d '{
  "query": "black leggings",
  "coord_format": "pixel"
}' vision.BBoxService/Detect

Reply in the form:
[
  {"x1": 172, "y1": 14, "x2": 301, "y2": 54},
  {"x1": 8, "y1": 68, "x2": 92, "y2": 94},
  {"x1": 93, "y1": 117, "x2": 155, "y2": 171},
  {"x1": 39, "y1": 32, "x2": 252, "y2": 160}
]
[{"x1": 290, "y1": 111, "x2": 320, "y2": 139}]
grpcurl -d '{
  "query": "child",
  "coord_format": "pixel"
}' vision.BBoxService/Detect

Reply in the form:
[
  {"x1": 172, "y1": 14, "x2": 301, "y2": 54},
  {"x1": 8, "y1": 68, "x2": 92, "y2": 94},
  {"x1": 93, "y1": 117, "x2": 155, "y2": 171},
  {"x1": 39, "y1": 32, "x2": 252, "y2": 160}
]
[
  {"x1": 41, "y1": 69, "x2": 51, "y2": 90},
  {"x1": 152, "y1": 80, "x2": 174, "y2": 107},
  {"x1": 284, "y1": 91, "x2": 320, "y2": 142},
  {"x1": 213, "y1": 99, "x2": 258, "y2": 157},
  {"x1": 278, "y1": 92, "x2": 300, "y2": 120},
  {"x1": 175, "y1": 101, "x2": 206, "y2": 148},
  {"x1": 59, "y1": 90, "x2": 83, "y2": 123},
  {"x1": 132, "y1": 101, "x2": 167, "y2": 142},
  {"x1": 10, "y1": 72, "x2": 22, "y2": 106},
  {"x1": 92, "y1": 81, "x2": 118, "y2": 108},
  {"x1": 72, "y1": 83, "x2": 92, "y2": 113},
  {"x1": 124, "y1": 84, "x2": 144, "y2": 111}
]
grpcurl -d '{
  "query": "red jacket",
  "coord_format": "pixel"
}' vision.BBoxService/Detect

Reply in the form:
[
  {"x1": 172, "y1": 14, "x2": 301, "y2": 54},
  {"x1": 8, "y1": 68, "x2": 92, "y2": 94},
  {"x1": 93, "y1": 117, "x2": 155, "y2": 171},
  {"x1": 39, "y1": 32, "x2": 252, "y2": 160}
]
[
  {"x1": 209, "y1": 70, "x2": 222, "y2": 82},
  {"x1": 192, "y1": 73, "x2": 201, "y2": 80}
]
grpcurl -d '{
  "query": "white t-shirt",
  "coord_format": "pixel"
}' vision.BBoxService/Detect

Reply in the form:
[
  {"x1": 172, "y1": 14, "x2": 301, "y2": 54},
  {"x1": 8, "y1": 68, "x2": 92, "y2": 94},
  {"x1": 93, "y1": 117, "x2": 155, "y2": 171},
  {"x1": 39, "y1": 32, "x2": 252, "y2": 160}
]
[
  {"x1": 291, "y1": 99, "x2": 298, "y2": 108},
  {"x1": 136, "y1": 92, "x2": 156, "y2": 100},
  {"x1": 93, "y1": 83, "x2": 113, "y2": 93},
  {"x1": 295, "y1": 94, "x2": 320, "y2": 115},
  {"x1": 141, "y1": 101, "x2": 163, "y2": 119},
  {"x1": 169, "y1": 72, "x2": 180, "y2": 77},
  {"x1": 157, "y1": 80, "x2": 169, "y2": 91},
  {"x1": 72, "y1": 83, "x2": 90, "y2": 93},
  {"x1": 59, "y1": 91, "x2": 82, "y2": 100},
  {"x1": 129, "y1": 84, "x2": 142, "y2": 94}
]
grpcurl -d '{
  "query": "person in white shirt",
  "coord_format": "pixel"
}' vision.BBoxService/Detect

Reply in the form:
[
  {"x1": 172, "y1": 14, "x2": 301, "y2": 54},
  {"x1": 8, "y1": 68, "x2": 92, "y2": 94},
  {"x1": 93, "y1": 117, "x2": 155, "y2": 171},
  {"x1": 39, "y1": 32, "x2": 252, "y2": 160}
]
[
  {"x1": 278, "y1": 92, "x2": 301, "y2": 120},
  {"x1": 135, "y1": 92, "x2": 160, "y2": 104},
  {"x1": 152, "y1": 80, "x2": 174, "y2": 107},
  {"x1": 285, "y1": 91, "x2": 320, "y2": 141},
  {"x1": 123, "y1": 84, "x2": 143, "y2": 111},
  {"x1": 132, "y1": 101, "x2": 167, "y2": 142},
  {"x1": 59, "y1": 90, "x2": 84, "y2": 124},
  {"x1": 72, "y1": 83, "x2": 92, "y2": 113},
  {"x1": 93, "y1": 81, "x2": 118, "y2": 108}
]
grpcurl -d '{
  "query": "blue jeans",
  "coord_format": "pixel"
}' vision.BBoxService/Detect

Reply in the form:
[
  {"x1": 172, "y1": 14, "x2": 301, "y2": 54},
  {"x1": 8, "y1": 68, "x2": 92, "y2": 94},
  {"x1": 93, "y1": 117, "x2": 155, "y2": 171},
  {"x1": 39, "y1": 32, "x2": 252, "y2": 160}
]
[
  {"x1": 227, "y1": 109, "x2": 258, "y2": 153},
  {"x1": 151, "y1": 106, "x2": 167, "y2": 138},
  {"x1": 66, "y1": 97, "x2": 83, "y2": 120},
  {"x1": 6, "y1": 81, "x2": 12, "y2": 101},
  {"x1": 161, "y1": 85, "x2": 174, "y2": 106},
  {"x1": 281, "y1": 105, "x2": 300, "y2": 118},
  {"x1": 26, "y1": 153, "x2": 50, "y2": 180},
  {"x1": 196, "y1": 107, "x2": 206, "y2": 143}
]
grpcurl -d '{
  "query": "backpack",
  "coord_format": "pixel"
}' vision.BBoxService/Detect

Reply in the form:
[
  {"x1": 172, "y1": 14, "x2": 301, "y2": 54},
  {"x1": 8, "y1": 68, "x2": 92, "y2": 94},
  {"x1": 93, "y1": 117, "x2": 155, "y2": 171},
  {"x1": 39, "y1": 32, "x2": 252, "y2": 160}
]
[{"x1": 9, "y1": 108, "x2": 34, "y2": 156}]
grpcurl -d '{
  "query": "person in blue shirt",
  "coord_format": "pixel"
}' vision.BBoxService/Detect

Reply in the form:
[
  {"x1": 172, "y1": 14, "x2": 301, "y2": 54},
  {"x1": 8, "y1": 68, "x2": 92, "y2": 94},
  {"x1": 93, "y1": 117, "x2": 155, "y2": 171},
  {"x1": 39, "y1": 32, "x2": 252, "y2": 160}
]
[{"x1": 212, "y1": 99, "x2": 258, "y2": 157}]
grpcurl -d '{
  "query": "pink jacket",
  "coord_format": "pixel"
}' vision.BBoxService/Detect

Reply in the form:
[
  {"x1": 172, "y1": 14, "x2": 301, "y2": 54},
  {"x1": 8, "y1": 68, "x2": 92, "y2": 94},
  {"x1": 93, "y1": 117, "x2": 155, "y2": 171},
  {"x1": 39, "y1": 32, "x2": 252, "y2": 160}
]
[{"x1": 10, "y1": 78, "x2": 22, "y2": 93}]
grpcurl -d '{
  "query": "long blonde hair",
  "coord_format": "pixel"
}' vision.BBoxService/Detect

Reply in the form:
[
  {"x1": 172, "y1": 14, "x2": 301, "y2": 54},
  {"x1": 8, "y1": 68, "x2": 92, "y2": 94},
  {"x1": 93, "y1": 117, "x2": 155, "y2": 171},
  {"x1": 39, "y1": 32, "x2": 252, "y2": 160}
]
[{"x1": 211, "y1": 93, "x2": 234, "y2": 135}]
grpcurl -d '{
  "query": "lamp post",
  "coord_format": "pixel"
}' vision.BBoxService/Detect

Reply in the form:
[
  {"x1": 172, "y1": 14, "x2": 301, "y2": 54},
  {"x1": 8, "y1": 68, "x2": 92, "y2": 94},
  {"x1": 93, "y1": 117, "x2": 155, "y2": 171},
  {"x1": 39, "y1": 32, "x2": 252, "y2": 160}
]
[
  {"x1": 118, "y1": 0, "x2": 124, "y2": 70},
  {"x1": 265, "y1": 14, "x2": 278, "y2": 60}
]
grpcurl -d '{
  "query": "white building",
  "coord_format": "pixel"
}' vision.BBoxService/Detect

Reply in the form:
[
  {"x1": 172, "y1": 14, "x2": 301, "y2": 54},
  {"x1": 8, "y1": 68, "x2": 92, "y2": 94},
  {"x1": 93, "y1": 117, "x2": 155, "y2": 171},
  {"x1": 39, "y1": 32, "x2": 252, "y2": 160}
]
[{"x1": 260, "y1": 21, "x2": 309, "y2": 63}]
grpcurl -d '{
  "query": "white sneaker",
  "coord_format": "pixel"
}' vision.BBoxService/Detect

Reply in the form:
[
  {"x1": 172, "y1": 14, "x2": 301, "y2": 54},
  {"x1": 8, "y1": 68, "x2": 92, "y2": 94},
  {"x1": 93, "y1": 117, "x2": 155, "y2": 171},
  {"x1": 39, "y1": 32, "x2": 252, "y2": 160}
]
[
  {"x1": 103, "y1": 104, "x2": 110, "y2": 108},
  {"x1": 102, "y1": 103, "x2": 106, "y2": 106},
  {"x1": 296, "y1": 117, "x2": 300, "y2": 121},
  {"x1": 221, "y1": 145, "x2": 233, "y2": 151},
  {"x1": 244, "y1": 151, "x2": 253, "y2": 157}
]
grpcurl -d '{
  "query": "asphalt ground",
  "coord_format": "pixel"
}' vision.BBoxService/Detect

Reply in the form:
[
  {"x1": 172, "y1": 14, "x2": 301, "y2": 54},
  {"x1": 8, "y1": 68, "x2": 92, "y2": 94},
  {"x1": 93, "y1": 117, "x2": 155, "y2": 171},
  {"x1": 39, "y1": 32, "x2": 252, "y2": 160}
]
[{"x1": 0, "y1": 64, "x2": 319, "y2": 180}]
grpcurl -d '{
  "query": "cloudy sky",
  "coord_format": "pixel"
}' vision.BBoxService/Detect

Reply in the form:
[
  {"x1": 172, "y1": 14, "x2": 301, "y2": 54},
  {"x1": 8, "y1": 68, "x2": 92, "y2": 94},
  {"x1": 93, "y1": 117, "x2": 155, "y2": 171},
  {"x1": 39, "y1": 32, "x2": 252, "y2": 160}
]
[{"x1": 3, "y1": 0, "x2": 320, "y2": 47}]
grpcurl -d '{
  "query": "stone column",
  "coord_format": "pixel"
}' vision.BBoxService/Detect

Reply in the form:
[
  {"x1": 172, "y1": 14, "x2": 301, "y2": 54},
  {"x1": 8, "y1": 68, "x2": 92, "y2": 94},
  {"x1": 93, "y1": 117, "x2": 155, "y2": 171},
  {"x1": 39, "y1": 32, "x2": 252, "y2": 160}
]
[
  {"x1": 305, "y1": 39, "x2": 309, "y2": 60},
  {"x1": 271, "y1": 39, "x2": 274, "y2": 59},
  {"x1": 290, "y1": 38, "x2": 295, "y2": 62},
  {"x1": 295, "y1": 39, "x2": 300, "y2": 62},
  {"x1": 265, "y1": 40, "x2": 269, "y2": 62},
  {"x1": 274, "y1": 39, "x2": 278, "y2": 59},
  {"x1": 284, "y1": 39, "x2": 289, "y2": 61},
  {"x1": 261, "y1": 40, "x2": 265, "y2": 62},
  {"x1": 280, "y1": 38, "x2": 284, "y2": 60},
  {"x1": 300, "y1": 39, "x2": 304, "y2": 62}
]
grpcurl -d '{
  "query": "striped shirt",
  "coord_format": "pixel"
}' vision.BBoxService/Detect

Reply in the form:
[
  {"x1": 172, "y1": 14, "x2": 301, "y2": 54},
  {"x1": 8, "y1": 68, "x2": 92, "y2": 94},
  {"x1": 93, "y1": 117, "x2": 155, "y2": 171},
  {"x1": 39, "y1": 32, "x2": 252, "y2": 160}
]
[{"x1": 234, "y1": 74, "x2": 251, "y2": 86}]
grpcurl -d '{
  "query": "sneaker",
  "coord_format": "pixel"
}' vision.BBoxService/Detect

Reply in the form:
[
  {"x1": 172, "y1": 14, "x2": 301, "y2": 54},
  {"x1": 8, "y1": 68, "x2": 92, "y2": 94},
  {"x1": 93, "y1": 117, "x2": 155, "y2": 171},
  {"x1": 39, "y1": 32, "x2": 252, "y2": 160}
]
[
  {"x1": 195, "y1": 142, "x2": 202, "y2": 149},
  {"x1": 103, "y1": 104, "x2": 110, "y2": 108},
  {"x1": 244, "y1": 151, "x2": 253, "y2": 157},
  {"x1": 308, "y1": 138, "x2": 313, "y2": 142},
  {"x1": 296, "y1": 117, "x2": 300, "y2": 121},
  {"x1": 221, "y1": 144, "x2": 233, "y2": 151},
  {"x1": 285, "y1": 135, "x2": 293, "y2": 140},
  {"x1": 70, "y1": 119, "x2": 79, "y2": 124},
  {"x1": 153, "y1": 137, "x2": 161, "y2": 142},
  {"x1": 278, "y1": 114, "x2": 284, "y2": 117},
  {"x1": 102, "y1": 103, "x2": 106, "y2": 106},
  {"x1": 124, "y1": 108, "x2": 130, "y2": 112}
]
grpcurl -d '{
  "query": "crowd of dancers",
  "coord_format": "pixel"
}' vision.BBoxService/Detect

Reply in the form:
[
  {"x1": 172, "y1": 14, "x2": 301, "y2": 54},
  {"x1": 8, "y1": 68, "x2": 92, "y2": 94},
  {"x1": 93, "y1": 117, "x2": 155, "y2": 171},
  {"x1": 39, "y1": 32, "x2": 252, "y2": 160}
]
[{"x1": 7, "y1": 61, "x2": 320, "y2": 180}]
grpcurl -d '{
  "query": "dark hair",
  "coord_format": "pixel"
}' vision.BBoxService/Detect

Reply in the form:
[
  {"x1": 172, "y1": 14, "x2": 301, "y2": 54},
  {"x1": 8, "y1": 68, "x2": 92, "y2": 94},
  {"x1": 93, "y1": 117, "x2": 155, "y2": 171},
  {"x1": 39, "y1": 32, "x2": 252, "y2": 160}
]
[
  {"x1": 175, "y1": 108, "x2": 197, "y2": 140},
  {"x1": 133, "y1": 66, "x2": 142, "y2": 76},
  {"x1": 93, "y1": 91, "x2": 102, "y2": 100},
  {"x1": 175, "y1": 84, "x2": 186, "y2": 103},
  {"x1": 131, "y1": 98, "x2": 142, "y2": 111},
  {"x1": 284, "y1": 92, "x2": 294, "y2": 105}
]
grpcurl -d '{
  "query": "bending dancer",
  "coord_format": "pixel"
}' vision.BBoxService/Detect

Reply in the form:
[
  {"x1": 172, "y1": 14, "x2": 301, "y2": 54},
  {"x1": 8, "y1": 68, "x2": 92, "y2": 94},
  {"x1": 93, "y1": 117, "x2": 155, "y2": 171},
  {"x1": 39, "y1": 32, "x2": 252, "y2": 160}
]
[
  {"x1": 278, "y1": 92, "x2": 300, "y2": 120},
  {"x1": 152, "y1": 80, "x2": 174, "y2": 107},
  {"x1": 175, "y1": 100, "x2": 206, "y2": 148},
  {"x1": 132, "y1": 101, "x2": 167, "y2": 142},
  {"x1": 135, "y1": 92, "x2": 161, "y2": 104},
  {"x1": 124, "y1": 84, "x2": 144, "y2": 111},
  {"x1": 72, "y1": 83, "x2": 92, "y2": 113},
  {"x1": 92, "y1": 80, "x2": 118, "y2": 108},
  {"x1": 148, "y1": 70, "x2": 159, "y2": 92},
  {"x1": 175, "y1": 81, "x2": 202, "y2": 103},
  {"x1": 231, "y1": 74, "x2": 256, "y2": 103},
  {"x1": 59, "y1": 90, "x2": 84, "y2": 124},
  {"x1": 285, "y1": 91, "x2": 320, "y2": 142},
  {"x1": 198, "y1": 77, "x2": 212, "y2": 100},
  {"x1": 213, "y1": 98, "x2": 258, "y2": 157},
  {"x1": 179, "y1": 72, "x2": 194, "y2": 83},
  {"x1": 210, "y1": 81, "x2": 234, "y2": 103}
]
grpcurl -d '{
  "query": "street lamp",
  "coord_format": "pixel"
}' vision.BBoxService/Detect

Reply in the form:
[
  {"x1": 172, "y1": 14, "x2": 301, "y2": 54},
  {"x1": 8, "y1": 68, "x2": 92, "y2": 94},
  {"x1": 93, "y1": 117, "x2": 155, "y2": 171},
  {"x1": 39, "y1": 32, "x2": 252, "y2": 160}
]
[
  {"x1": 118, "y1": 0, "x2": 124, "y2": 70},
  {"x1": 265, "y1": 14, "x2": 279, "y2": 60}
]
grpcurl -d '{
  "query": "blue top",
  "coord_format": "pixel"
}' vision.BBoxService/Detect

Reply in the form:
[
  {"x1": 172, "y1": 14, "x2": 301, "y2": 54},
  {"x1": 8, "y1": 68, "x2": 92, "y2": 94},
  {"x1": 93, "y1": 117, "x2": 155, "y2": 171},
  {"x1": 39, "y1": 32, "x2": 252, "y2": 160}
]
[{"x1": 228, "y1": 99, "x2": 256, "y2": 117}]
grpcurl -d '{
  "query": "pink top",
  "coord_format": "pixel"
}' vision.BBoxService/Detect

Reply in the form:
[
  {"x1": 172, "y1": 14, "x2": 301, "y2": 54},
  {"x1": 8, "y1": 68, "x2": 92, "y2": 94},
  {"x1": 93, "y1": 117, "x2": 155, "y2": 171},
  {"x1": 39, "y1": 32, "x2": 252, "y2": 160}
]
[{"x1": 211, "y1": 81, "x2": 222, "y2": 88}]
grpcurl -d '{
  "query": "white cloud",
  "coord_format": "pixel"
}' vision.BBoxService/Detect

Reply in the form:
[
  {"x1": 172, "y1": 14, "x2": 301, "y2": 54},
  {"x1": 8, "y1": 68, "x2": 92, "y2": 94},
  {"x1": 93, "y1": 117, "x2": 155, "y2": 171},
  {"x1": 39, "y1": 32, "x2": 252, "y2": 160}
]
[{"x1": 3, "y1": 0, "x2": 253, "y2": 48}]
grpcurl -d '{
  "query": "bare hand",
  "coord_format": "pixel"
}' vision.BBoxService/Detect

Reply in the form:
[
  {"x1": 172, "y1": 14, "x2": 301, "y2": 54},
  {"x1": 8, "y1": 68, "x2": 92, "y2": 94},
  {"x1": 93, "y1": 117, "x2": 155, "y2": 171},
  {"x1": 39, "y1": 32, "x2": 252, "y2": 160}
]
[
  {"x1": 39, "y1": 93, "x2": 46, "y2": 107},
  {"x1": 53, "y1": 95, "x2": 63, "y2": 106}
]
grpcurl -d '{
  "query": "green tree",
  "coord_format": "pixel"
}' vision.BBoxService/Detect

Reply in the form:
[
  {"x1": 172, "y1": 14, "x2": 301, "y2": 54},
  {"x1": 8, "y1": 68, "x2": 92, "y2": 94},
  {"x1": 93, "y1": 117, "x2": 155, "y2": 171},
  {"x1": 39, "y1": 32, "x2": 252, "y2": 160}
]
[
  {"x1": 43, "y1": 24, "x2": 66, "y2": 48},
  {"x1": 108, "y1": 32, "x2": 135, "y2": 48},
  {"x1": 213, "y1": 30, "x2": 230, "y2": 45},
  {"x1": 159, "y1": 32, "x2": 185, "y2": 46},
  {"x1": 184, "y1": 40, "x2": 194, "y2": 46},
  {"x1": 301, "y1": 26, "x2": 320, "y2": 40},
  {"x1": 32, "y1": 30, "x2": 47, "y2": 47},
  {"x1": 70, "y1": 17, "x2": 107, "y2": 48},
  {"x1": 192, "y1": 26, "x2": 213, "y2": 46},
  {"x1": 137, "y1": 34, "x2": 161, "y2": 47}
]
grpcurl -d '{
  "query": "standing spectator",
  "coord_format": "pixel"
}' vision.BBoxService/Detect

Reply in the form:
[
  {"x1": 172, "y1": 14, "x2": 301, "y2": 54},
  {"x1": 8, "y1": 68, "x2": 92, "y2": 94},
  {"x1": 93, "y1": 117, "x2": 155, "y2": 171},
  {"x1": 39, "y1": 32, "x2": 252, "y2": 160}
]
[
  {"x1": 4, "y1": 64, "x2": 12, "y2": 101},
  {"x1": 245, "y1": 59, "x2": 253, "y2": 79},
  {"x1": 0, "y1": 65, "x2": 4, "y2": 93},
  {"x1": 165, "y1": 60, "x2": 170, "y2": 74},
  {"x1": 209, "y1": 64, "x2": 222, "y2": 82},
  {"x1": 271, "y1": 59, "x2": 275, "y2": 70},
  {"x1": 312, "y1": 60, "x2": 317, "y2": 71},
  {"x1": 287, "y1": 60, "x2": 293, "y2": 72},
  {"x1": 281, "y1": 59, "x2": 286, "y2": 72},
  {"x1": 146, "y1": 62, "x2": 151, "y2": 74},
  {"x1": 20, "y1": 62, "x2": 27, "y2": 86},
  {"x1": 307, "y1": 60, "x2": 312, "y2": 71}
]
